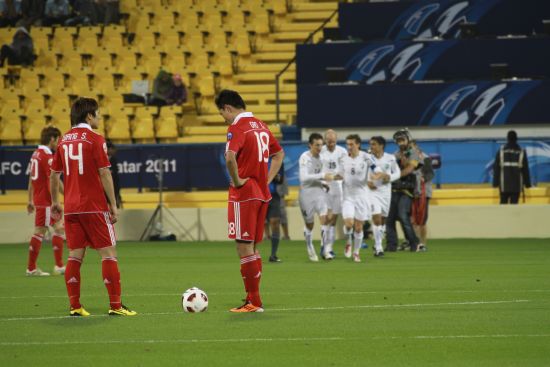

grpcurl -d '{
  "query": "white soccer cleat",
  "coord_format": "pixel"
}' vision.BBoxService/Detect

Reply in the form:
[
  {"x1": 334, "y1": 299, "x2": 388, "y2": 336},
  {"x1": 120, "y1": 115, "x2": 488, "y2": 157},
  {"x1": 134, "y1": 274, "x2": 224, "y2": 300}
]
[
  {"x1": 344, "y1": 244, "x2": 352, "y2": 258},
  {"x1": 26, "y1": 268, "x2": 50, "y2": 277},
  {"x1": 307, "y1": 247, "x2": 319, "y2": 262},
  {"x1": 352, "y1": 253, "x2": 361, "y2": 263},
  {"x1": 53, "y1": 265, "x2": 66, "y2": 275}
]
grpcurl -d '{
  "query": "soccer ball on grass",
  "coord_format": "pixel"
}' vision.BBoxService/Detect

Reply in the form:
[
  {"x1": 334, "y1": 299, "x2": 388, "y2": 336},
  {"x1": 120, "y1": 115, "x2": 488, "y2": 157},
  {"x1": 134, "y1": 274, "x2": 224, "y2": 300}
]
[{"x1": 182, "y1": 287, "x2": 208, "y2": 313}]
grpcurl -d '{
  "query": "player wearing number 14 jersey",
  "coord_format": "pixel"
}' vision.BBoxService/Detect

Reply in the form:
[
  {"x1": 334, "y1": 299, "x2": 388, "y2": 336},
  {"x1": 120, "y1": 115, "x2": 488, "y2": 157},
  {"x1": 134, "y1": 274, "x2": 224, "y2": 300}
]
[
  {"x1": 217, "y1": 90, "x2": 284, "y2": 313},
  {"x1": 50, "y1": 97, "x2": 136, "y2": 317}
]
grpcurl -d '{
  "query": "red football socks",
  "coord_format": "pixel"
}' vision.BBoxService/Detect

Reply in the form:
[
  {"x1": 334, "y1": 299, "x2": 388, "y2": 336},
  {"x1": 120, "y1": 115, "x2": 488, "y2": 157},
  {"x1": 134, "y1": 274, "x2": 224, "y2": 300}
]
[
  {"x1": 27, "y1": 234, "x2": 44, "y2": 271},
  {"x1": 51, "y1": 234, "x2": 64, "y2": 268},
  {"x1": 65, "y1": 257, "x2": 82, "y2": 309},
  {"x1": 102, "y1": 257, "x2": 121, "y2": 310},
  {"x1": 240, "y1": 254, "x2": 262, "y2": 307}
]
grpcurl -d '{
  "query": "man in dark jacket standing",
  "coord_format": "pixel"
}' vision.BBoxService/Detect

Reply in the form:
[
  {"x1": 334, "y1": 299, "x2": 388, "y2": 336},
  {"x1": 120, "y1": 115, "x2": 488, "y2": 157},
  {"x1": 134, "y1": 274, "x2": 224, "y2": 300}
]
[{"x1": 493, "y1": 130, "x2": 532, "y2": 204}]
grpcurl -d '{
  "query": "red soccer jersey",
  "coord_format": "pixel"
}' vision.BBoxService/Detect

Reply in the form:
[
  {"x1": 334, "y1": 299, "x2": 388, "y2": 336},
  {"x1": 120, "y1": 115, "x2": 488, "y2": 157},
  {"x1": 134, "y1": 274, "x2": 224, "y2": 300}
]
[
  {"x1": 29, "y1": 145, "x2": 54, "y2": 207},
  {"x1": 225, "y1": 112, "x2": 282, "y2": 202},
  {"x1": 51, "y1": 123, "x2": 111, "y2": 214}
]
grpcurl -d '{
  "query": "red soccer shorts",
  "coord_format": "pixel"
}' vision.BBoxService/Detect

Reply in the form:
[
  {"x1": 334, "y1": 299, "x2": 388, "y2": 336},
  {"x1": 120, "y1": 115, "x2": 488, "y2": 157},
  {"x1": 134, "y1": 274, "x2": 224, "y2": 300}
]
[
  {"x1": 34, "y1": 206, "x2": 58, "y2": 227},
  {"x1": 64, "y1": 212, "x2": 117, "y2": 250},
  {"x1": 228, "y1": 200, "x2": 269, "y2": 244}
]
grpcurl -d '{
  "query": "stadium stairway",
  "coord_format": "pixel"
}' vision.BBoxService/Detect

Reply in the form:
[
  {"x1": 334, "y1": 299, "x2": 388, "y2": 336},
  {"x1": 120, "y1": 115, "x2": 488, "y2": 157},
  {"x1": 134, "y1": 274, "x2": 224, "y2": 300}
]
[{"x1": 1, "y1": 186, "x2": 549, "y2": 210}]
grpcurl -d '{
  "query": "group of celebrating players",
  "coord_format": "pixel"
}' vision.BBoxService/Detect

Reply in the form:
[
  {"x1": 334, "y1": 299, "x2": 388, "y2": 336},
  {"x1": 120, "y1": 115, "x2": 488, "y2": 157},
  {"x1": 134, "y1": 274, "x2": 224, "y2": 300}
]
[{"x1": 298, "y1": 129, "x2": 427, "y2": 263}]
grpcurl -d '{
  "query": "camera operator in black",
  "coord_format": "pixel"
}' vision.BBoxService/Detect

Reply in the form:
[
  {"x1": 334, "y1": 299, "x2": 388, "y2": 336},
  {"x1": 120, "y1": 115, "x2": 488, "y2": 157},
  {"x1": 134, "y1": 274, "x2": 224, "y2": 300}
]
[
  {"x1": 385, "y1": 129, "x2": 420, "y2": 252},
  {"x1": 492, "y1": 130, "x2": 532, "y2": 204}
]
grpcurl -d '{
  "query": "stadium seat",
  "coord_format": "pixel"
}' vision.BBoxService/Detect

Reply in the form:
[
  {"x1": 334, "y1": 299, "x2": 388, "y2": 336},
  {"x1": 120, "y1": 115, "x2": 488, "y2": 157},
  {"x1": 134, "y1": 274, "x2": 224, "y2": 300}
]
[
  {"x1": 21, "y1": 108, "x2": 47, "y2": 143},
  {"x1": 104, "y1": 113, "x2": 132, "y2": 142},
  {"x1": 0, "y1": 115, "x2": 23, "y2": 145},
  {"x1": 131, "y1": 106, "x2": 156, "y2": 141}
]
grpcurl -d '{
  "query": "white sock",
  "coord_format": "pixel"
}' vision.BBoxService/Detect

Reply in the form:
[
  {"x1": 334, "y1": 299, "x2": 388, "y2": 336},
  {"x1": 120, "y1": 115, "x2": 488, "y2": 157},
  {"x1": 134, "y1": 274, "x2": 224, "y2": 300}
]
[
  {"x1": 353, "y1": 231, "x2": 363, "y2": 255},
  {"x1": 344, "y1": 226, "x2": 353, "y2": 245},
  {"x1": 304, "y1": 227, "x2": 314, "y2": 252},
  {"x1": 328, "y1": 225, "x2": 336, "y2": 247},
  {"x1": 373, "y1": 225, "x2": 383, "y2": 253},
  {"x1": 320, "y1": 225, "x2": 329, "y2": 253}
]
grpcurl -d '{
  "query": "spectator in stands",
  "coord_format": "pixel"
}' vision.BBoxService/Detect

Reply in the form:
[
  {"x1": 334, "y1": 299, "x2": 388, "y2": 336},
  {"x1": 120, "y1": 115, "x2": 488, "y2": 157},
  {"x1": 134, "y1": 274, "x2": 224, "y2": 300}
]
[
  {"x1": 385, "y1": 129, "x2": 420, "y2": 252},
  {"x1": 43, "y1": 0, "x2": 70, "y2": 26},
  {"x1": 411, "y1": 140, "x2": 434, "y2": 252},
  {"x1": 165, "y1": 73, "x2": 187, "y2": 106},
  {"x1": 493, "y1": 130, "x2": 532, "y2": 204},
  {"x1": 17, "y1": 0, "x2": 45, "y2": 28},
  {"x1": 0, "y1": 27, "x2": 35, "y2": 67},
  {"x1": 66, "y1": 0, "x2": 98, "y2": 26},
  {"x1": 106, "y1": 139, "x2": 123, "y2": 209},
  {"x1": 96, "y1": 0, "x2": 119, "y2": 25},
  {"x1": 0, "y1": 0, "x2": 23, "y2": 27},
  {"x1": 149, "y1": 69, "x2": 174, "y2": 107}
]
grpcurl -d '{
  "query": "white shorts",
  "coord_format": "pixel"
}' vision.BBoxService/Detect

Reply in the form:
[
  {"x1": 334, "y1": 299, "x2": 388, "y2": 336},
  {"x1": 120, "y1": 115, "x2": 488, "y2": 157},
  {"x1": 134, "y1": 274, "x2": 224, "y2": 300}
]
[
  {"x1": 342, "y1": 195, "x2": 370, "y2": 222},
  {"x1": 326, "y1": 192, "x2": 343, "y2": 215},
  {"x1": 299, "y1": 188, "x2": 328, "y2": 224},
  {"x1": 369, "y1": 192, "x2": 390, "y2": 217}
]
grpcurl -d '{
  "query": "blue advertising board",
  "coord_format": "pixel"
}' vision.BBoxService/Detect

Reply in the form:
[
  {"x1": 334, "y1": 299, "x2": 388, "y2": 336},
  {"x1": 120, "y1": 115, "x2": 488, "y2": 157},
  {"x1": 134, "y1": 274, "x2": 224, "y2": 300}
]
[
  {"x1": 297, "y1": 38, "x2": 550, "y2": 85},
  {"x1": 1, "y1": 140, "x2": 549, "y2": 192},
  {"x1": 297, "y1": 81, "x2": 550, "y2": 127},
  {"x1": 338, "y1": 0, "x2": 550, "y2": 41}
]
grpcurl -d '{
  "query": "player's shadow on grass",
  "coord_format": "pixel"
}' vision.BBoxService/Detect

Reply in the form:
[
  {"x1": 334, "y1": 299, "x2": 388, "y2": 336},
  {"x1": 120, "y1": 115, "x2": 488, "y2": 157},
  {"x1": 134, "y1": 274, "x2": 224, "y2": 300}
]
[{"x1": 227, "y1": 313, "x2": 280, "y2": 322}]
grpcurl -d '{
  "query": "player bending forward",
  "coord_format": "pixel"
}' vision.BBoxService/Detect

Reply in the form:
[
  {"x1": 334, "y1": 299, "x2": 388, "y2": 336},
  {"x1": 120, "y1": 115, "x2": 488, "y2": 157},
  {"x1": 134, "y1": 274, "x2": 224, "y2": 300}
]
[
  {"x1": 50, "y1": 98, "x2": 136, "y2": 317},
  {"x1": 336, "y1": 135, "x2": 371, "y2": 263},
  {"x1": 26, "y1": 126, "x2": 66, "y2": 276},
  {"x1": 367, "y1": 136, "x2": 400, "y2": 257},
  {"x1": 218, "y1": 90, "x2": 284, "y2": 313}
]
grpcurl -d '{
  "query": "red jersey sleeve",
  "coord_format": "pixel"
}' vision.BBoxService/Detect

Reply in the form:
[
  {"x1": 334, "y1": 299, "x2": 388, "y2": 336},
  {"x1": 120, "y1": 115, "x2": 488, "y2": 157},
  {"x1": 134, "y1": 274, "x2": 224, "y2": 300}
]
[
  {"x1": 51, "y1": 146, "x2": 63, "y2": 172},
  {"x1": 268, "y1": 130, "x2": 282, "y2": 156},
  {"x1": 93, "y1": 136, "x2": 111, "y2": 170},
  {"x1": 225, "y1": 124, "x2": 245, "y2": 155}
]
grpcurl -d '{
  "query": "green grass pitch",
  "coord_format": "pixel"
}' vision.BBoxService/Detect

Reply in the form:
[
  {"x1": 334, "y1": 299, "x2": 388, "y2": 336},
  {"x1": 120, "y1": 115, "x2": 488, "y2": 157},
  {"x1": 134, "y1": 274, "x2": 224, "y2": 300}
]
[{"x1": 0, "y1": 239, "x2": 549, "y2": 366}]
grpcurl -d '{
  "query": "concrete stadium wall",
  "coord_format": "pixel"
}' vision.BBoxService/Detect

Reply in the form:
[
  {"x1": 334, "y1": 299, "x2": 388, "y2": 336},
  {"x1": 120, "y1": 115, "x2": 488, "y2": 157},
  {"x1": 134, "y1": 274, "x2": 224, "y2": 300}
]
[{"x1": 1, "y1": 205, "x2": 549, "y2": 244}]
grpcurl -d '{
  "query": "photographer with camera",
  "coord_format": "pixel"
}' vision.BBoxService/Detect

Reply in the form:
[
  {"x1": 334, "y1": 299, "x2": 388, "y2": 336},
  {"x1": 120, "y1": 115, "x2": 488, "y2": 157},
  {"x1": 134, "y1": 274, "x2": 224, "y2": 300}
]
[{"x1": 385, "y1": 129, "x2": 420, "y2": 252}]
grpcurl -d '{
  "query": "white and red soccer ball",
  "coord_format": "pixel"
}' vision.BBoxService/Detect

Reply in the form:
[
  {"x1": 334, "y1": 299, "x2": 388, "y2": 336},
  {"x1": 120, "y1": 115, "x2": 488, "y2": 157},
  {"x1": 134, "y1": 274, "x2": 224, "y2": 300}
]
[{"x1": 182, "y1": 287, "x2": 208, "y2": 313}]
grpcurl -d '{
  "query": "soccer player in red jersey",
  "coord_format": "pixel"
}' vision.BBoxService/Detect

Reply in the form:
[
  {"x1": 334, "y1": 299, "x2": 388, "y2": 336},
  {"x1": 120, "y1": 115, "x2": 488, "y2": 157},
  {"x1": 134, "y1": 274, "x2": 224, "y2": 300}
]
[
  {"x1": 50, "y1": 97, "x2": 136, "y2": 317},
  {"x1": 26, "y1": 126, "x2": 66, "y2": 277},
  {"x1": 216, "y1": 89, "x2": 285, "y2": 313}
]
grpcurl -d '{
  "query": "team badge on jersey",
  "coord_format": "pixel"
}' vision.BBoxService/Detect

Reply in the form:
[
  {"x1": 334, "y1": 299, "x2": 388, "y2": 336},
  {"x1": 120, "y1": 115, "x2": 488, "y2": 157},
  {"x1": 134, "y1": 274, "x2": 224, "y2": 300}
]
[{"x1": 227, "y1": 132, "x2": 233, "y2": 140}]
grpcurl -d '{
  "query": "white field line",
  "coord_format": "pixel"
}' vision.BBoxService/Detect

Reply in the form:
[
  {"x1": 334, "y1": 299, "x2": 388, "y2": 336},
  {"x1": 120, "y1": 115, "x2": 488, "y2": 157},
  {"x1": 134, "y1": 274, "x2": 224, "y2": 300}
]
[
  {"x1": 0, "y1": 289, "x2": 549, "y2": 300},
  {"x1": 0, "y1": 299, "x2": 530, "y2": 322},
  {"x1": 1, "y1": 334, "x2": 550, "y2": 347}
]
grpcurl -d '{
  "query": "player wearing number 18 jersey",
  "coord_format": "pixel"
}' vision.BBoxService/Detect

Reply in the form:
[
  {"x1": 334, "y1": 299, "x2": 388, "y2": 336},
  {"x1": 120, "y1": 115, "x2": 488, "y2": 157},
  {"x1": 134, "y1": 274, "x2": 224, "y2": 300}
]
[
  {"x1": 217, "y1": 90, "x2": 284, "y2": 313},
  {"x1": 50, "y1": 97, "x2": 136, "y2": 317}
]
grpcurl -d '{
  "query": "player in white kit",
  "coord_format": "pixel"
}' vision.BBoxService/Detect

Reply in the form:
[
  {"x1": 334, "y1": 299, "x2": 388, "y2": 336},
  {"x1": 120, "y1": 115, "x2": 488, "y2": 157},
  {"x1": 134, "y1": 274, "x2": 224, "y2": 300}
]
[
  {"x1": 367, "y1": 136, "x2": 401, "y2": 257},
  {"x1": 320, "y1": 129, "x2": 347, "y2": 260},
  {"x1": 299, "y1": 133, "x2": 334, "y2": 262},
  {"x1": 335, "y1": 134, "x2": 371, "y2": 263}
]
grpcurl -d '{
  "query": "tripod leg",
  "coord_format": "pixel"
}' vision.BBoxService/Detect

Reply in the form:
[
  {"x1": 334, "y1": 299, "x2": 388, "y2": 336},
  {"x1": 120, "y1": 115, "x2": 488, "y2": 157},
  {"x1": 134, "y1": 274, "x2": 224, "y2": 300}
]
[{"x1": 140, "y1": 205, "x2": 162, "y2": 241}]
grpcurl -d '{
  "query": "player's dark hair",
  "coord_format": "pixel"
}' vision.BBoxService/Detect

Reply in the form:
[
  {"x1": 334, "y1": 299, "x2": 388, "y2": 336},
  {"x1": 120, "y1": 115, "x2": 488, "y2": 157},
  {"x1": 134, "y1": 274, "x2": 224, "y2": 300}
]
[
  {"x1": 71, "y1": 97, "x2": 99, "y2": 126},
  {"x1": 346, "y1": 134, "x2": 361, "y2": 145},
  {"x1": 40, "y1": 126, "x2": 61, "y2": 145},
  {"x1": 215, "y1": 89, "x2": 246, "y2": 110},
  {"x1": 370, "y1": 136, "x2": 386, "y2": 148},
  {"x1": 308, "y1": 132, "x2": 323, "y2": 145}
]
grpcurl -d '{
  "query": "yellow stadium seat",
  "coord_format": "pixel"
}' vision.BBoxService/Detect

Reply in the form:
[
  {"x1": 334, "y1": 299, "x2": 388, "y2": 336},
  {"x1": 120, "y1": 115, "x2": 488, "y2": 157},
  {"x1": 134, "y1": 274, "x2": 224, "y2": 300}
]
[
  {"x1": 21, "y1": 110, "x2": 47, "y2": 143},
  {"x1": 155, "y1": 113, "x2": 178, "y2": 140},
  {"x1": 104, "y1": 114, "x2": 132, "y2": 142},
  {"x1": 0, "y1": 116, "x2": 23, "y2": 144},
  {"x1": 77, "y1": 26, "x2": 102, "y2": 47},
  {"x1": 131, "y1": 106, "x2": 156, "y2": 141}
]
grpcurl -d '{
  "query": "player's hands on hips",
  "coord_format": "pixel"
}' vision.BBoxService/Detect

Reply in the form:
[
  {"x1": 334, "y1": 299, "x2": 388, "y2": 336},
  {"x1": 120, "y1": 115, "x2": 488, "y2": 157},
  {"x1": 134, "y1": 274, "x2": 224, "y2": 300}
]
[
  {"x1": 233, "y1": 177, "x2": 249, "y2": 188},
  {"x1": 27, "y1": 202, "x2": 35, "y2": 214},
  {"x1": 109, "y1": 203, "x2": 118, "y2": 224}
]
